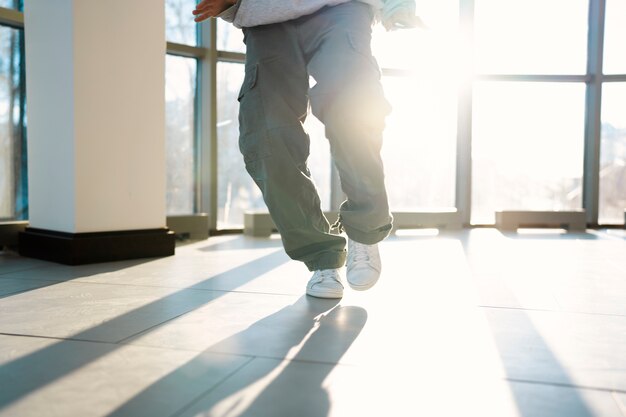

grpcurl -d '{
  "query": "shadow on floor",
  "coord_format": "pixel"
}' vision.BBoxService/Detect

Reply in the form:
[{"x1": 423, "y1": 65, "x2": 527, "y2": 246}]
[
  {"x1": 106, "y1": 298, "x2": 367, "y2": 417},
  {"x1": 0, "y1": 250, "x2": 289, "y2": 411},
  {"x1": 458, "y1": 232, "x2": 597, "y2": 417}
]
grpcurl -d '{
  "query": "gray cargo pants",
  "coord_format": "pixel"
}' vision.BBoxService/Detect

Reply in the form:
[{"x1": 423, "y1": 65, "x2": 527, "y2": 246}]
[{"x1": 238, "y1": 1, "x2": 393, "y2": 271}]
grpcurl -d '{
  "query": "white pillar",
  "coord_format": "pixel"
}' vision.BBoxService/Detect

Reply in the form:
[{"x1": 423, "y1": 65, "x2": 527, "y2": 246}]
[{"x1": 20, "y1": 0, "x2": 174, "y2": 264}]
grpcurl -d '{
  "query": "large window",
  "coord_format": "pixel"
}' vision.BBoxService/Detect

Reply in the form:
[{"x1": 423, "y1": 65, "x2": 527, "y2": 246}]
[
  {"x1": 472, "y1": 82, "x2": 586, "y2": 223},
  {"x1": 165, "y1": 55, "x2": 197, "y2": 215},
  {"x1": 470, "y1": 0, "x2": 589, "y2": 224},
  {"x1": 164, "y1": 0, "x2": 199, "y2": 215},
  {"x1": 3, "y1": 0, "x2": 625, "y2": 230},
  {"x1": 598, "y1": 0, "x2": 626, "y2": 224},
  {"x1": 0, "y1": 21, "x2": 26, "y2": 221}
]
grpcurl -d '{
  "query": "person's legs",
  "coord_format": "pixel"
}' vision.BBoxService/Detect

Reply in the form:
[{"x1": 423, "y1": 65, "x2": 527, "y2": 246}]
[
  {"x1": 239, "y1": 23, "x2": 346, "y2": 273},
  {"x1": 299, "y1": 2, "x2": 394, "y2": 245},
  {"x1": 298, "y1": 2, "x2": 393, "y2": 290}
]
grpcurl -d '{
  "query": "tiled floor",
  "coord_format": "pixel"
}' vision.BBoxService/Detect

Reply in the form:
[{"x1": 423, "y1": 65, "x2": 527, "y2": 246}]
[{"x1": 0, "y1": 228, "x2": 625, "y2": 417}]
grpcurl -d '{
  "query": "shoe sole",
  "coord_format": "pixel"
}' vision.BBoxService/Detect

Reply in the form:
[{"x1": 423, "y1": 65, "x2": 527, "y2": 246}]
[
  {"x1": 306, "y1": 289, "x2": 344, "y2": 299},
  {"x1": 347, "y1": 276, "x2": 379, "y2": 291}
]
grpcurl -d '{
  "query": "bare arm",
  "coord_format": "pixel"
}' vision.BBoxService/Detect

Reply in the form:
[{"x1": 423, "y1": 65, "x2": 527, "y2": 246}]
[{"x1": 192, "y1": 0, "x2": 237, "y2": 23}]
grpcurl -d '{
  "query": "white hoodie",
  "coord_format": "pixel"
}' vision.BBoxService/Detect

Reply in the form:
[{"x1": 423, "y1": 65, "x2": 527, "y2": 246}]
[{"x1": 219, "y1": 0, "x2": 420, "y2": 30}]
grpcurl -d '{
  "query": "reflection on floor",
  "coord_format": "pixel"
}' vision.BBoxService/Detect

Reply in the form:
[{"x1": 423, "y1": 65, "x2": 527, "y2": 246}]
[{"x1": 0, "y1": 228, "x2": 625, "y2": 417}]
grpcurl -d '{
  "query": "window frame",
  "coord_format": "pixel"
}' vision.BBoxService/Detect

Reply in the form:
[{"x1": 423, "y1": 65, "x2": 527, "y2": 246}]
[{"x1": 2, "y1": 0, "x2": 625, "y2": 232}]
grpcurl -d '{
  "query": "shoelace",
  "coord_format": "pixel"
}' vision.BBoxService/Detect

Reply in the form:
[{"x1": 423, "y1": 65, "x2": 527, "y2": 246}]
[
  {"x1": 349, "y1": 241, "x2": 372, "y2": 263},
  {"x1": 313, "y1": 269, "x2": 338, "y2": 285}
]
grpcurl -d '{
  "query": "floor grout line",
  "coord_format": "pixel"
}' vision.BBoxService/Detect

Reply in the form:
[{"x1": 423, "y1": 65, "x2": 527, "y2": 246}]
[
  {"x1": 0, "y1": 331, "x2": 258, "y2": 358},
  {"x1": 9, "y1": 327, "x2": 623, "y2": 392},
  {"x1": 504, "y1": 377, "x2": 626, "y2": 395},
  {"x1": 169, "y1": 356, "x2": 257, "y2": 417},
  {"x1": 0, "y1": 331, "x2": 127, "y2": 345},
  {"x1": 478, "y1": 304, "x2": 626, "y2": 319},
  {"x1": 0, "y1": 282, "x2": 65, "y2": 300},
  {"x1": 0, "y1": 264, "x2": 58, "y2": 277},
  {"x1": 0, "y1": 273, "x2": 303, "y2": 298},
  {"x1": 612, "y1": 391, "x2": 626, "y2": 417}
]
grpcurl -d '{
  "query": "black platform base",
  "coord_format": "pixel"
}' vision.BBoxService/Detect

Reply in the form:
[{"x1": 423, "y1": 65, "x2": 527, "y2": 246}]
[{"x1": 18, "y1": 227, "x2": 176, "y2": 265}]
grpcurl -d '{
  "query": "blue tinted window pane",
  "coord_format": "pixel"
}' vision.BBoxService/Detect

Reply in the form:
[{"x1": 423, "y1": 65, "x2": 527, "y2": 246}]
[
  {"x1": 0, "y1": 25, "x2": 26, "y2": 220},
  {"x1": 166, "y1": 55, "x2": 197, "y2": 215},
  {"x1": 0, "y1": 1, "x2": 20, "y2": 10},
  {"x1": 166, "y1": 0, "x2": 198, "y2": 46}
]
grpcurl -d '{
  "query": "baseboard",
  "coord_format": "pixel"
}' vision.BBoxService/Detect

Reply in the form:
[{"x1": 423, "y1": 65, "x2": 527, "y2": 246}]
[
  {"x1": 0, "y1": 221, "x2": 29, "y2": 248},
  {"x1": 18, "y1": 227, "x2": 175, "y2": 265}
]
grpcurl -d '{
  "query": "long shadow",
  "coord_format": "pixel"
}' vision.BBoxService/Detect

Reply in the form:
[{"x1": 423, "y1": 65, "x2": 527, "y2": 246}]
[
  {"x1": 0, "y1": 249, "x2": 289, "y2": 410},
  {"x1": 0, "y1": 279, "x2": 77, "y2": 300},
  {"x1": 0, "y1": 256, "x2": 159, "y2": 299},
  {"x1": 227, "y1": 305, "x2": 367, "y2": 417},
  {"x1": 0, "y1": 258, "x2": 163, "y2": 300},
  {"x1": 105, "y1": 297, "x2": 366, "y2": 417},
  {"x1": 458, "y1": 232, "x2": 597, "y2": 417}
]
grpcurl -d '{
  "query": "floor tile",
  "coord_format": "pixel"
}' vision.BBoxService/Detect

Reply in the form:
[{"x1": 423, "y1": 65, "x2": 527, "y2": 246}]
[
  {"x1": 123, "y1": 292, "x2": 338, "y2": 357},
  {"x1": 0, "y1": 281, "x2": 223, "y2": 343},
  {"x1": 1, "y1": 229, "x2": 624, "y2": 417},
  {"x1": 175, "y1": 357, "x2": 623, "y2": 417},
  {"x1": 0, "y1": 245, "x2": 303, "y2": 295},
  {"x1": 0, "y1": 250, "x2": 52, "y2": 276},
  {"x1": 483, "y1": 307, "x2": 626, "y2": 392},
  {"x1": 460, "y1": 229, "x2": 626, "y2": 316},
  {"x1": 0, "y1": 277, "x2": 58, "y2": 299},
  {"x1": 611, "y1": 392, "x2": 626, "y2": 416},
  {"x1": 124, "y1": 282, "x2": 505, "y2": 378},
  {"x1": 0, "y1": 334, "x2": 250, "y2": 417}
]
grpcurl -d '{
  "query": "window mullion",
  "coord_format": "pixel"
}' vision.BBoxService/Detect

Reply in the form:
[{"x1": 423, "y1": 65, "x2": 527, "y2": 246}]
[
  {"x1": 197, "y1": 20, "x2": 219, "y2": 231},
  {"x1": 456, "y1": 0, "x2": 474, "y2": 226},
  {"x1": 583, "y1": 0, "x2": 606, "y2": 226}
]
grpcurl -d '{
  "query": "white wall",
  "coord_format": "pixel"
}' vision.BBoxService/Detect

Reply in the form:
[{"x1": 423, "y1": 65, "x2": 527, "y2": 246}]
[{"x1": 24, "y1": 0, "x2": 166, "y2": 233}]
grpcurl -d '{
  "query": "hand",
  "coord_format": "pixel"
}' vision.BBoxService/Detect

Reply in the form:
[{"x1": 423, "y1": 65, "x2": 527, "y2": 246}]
[
  {"x1": 192, "y1": 0, "x2": 236, "y2": 23},
  {"x1": 384, "y1": 11, "x2": 427, "y2": 31}
]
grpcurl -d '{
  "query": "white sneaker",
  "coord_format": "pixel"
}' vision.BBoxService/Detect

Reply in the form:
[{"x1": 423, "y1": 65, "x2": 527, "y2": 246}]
[
  {"x1": 306, "y1": 269, "x2": 344, "y2": 299},
  {"x1": 346, "y1": 238, "x2": 381, "y2": 291}
]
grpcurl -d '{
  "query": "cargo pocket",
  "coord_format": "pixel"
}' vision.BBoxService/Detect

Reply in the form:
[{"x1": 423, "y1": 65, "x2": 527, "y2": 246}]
[{"x1": 237, "y1": 62, "x2": 271, "y2": 172}]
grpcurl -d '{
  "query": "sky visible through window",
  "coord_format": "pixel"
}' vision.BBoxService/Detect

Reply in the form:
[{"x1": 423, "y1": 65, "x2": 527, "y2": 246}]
[{"x1": 604, "y1": 0, "x2": 626, "y2": 74}]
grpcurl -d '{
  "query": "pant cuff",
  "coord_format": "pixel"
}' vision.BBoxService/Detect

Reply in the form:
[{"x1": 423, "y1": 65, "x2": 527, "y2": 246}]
[
  {"x1": 303, "y1": 249, "x2": 347, "y2": 271},
  {"x1": 343, "y1": 222, "x2": 393, "y2": 245}
]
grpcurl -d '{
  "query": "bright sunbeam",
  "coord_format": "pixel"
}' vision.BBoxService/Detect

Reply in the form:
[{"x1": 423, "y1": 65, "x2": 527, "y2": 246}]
[{"x1": 372, "y1": 3, "x2": 460, "y2": 211}]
